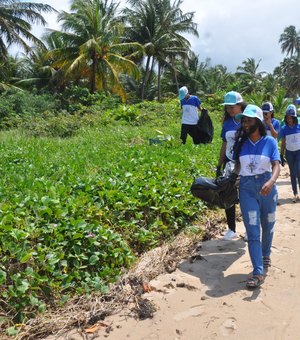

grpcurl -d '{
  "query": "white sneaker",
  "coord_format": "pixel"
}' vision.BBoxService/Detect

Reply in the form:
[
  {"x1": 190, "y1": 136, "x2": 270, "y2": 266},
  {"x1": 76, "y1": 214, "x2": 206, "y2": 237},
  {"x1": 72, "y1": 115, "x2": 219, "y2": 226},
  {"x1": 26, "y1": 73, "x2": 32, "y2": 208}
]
[{"x1": 223, "y1": 230, "x2": 238, "y2": 240}]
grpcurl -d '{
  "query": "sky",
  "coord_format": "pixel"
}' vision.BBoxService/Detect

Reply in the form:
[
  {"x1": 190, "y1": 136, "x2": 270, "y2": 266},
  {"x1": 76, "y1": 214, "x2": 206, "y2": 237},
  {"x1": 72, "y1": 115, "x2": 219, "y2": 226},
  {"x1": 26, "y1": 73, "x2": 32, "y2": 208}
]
[{"x1": 25, "y1": 0, "x2": 300, "y2": 73}]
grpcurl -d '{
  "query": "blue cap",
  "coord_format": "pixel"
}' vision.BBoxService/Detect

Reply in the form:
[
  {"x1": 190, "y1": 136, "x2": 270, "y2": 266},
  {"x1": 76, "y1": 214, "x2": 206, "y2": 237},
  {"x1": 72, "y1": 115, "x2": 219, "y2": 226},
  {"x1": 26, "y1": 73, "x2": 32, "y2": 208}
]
[
  {"x1": 294, "y1": 97, "x2": 300, "y2": 105},
  {"x1": 236, "y1": 104, "x2": 263, "y2": 122},
  {"x1": 178, "y1": 86, "x2": 188, "y2": 100},
  {"x1": 261, "y1": 102, "x2": 274, "y2": 112},
  {"x1": 285, "y1": 104, "x2": 297, "y2": 117},
  {"x1": 221, "y1": 91, "x2": 243, "y2": 105}
]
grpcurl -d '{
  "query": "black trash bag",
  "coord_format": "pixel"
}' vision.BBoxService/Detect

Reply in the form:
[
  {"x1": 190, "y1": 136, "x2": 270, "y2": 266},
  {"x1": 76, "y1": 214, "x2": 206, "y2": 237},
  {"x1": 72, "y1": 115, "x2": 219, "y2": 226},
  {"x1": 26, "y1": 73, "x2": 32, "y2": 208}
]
[
  {"x1": 191, "y1": 175, "x2": 238, "y2": 209},
  {"x1": 197, "y1": 108, "x2": 214, "y2": 144}
]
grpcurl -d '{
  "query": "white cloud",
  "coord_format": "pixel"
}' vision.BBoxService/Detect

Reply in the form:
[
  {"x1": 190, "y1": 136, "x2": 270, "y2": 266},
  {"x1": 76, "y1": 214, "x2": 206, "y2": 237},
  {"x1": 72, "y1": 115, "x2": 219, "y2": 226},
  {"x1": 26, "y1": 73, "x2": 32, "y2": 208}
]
[
  {"x1": 15, "y1": 0, "x2": 300, "y2": 73},
  {"x1": 183, "y1": 0, "x2": 300, "y2": 72}
]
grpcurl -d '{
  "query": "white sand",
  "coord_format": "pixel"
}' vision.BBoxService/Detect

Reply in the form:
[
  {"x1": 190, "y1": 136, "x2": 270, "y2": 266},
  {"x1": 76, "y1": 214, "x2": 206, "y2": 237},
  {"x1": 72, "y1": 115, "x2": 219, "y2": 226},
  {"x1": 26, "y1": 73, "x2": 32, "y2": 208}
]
[{"x1": 51, "y1": 166, "x2": 300, "y2": 339}]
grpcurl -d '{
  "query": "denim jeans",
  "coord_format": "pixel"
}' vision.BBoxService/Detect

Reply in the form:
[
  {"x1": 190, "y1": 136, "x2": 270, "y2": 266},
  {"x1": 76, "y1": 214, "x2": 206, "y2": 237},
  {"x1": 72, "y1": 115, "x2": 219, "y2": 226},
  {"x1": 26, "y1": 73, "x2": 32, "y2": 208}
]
[
  {"x1": 285, "y1": 149, "x2": 300, "y2": 195},
  {"x1": 239, "y1": 172, "x2": 278, "y2": 276}
]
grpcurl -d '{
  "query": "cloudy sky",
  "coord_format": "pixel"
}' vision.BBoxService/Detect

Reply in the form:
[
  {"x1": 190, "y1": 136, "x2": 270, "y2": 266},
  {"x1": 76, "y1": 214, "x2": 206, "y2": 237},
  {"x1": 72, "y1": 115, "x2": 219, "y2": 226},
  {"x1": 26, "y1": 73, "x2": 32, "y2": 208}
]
[{"x1": 28, "y1": 0, "x2": 300, "y2": 73}]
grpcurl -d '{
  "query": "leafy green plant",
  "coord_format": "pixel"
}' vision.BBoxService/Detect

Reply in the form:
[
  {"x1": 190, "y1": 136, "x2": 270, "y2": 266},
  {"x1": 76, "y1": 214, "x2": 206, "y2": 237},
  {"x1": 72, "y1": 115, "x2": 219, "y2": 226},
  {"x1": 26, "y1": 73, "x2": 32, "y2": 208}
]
[{"x1": 0, "y1": 98, "x2": 221, "y2": 330}]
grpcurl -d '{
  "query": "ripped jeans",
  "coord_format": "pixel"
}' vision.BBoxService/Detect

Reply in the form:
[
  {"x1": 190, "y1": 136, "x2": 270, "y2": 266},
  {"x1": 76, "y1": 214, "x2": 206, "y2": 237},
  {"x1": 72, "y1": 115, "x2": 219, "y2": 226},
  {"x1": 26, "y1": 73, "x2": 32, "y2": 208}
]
[{"x1": 239, "y1": 172, "x2": 278, "y2": 276}]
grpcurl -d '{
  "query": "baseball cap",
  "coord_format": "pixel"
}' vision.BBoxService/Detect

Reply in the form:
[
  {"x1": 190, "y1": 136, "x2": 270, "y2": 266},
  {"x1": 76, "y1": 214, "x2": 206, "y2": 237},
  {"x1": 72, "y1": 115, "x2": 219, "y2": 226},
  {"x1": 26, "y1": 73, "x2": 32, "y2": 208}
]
[
  {"x1": 285, "y1": 104, "x2": 297, "y2": 116},
  {"x1": 261, "y1": 102, "x2": 274, "y2": 112},
  {"x1": 236, "y1": 104, "x2": 263, "y2": 122},
  {"x1": 178, "y1": 86, "x2": 188, "y2": 100},
  {"x1": 221, "y1": 91, "x2": 243, "y2": 105},
  {"x1": 294, "y1": 97, "x2": 300, "y2": 105}
]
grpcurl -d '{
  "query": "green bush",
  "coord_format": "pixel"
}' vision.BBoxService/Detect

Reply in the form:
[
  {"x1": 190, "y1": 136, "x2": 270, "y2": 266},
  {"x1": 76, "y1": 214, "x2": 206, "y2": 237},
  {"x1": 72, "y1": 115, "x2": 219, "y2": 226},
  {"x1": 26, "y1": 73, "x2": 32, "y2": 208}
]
[
  {"x1": 0, "y1": 97, "x2": 222, "y2": 329},
  {"x1": 0, "y1": 90, "x2": 60, "y2": 119}
]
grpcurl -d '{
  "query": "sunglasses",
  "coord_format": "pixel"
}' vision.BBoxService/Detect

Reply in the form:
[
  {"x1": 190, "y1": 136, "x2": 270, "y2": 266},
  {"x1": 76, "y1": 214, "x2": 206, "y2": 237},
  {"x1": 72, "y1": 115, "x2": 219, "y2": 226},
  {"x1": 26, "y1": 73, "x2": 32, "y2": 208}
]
[{"x1": 263, "y1": 112, "x2": 270, "y2": 115}]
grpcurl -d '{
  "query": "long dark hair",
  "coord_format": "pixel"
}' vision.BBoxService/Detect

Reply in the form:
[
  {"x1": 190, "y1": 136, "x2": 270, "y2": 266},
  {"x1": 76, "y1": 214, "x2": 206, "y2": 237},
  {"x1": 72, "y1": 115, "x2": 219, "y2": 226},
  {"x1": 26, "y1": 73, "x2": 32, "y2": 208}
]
[
  {"x1": 284, "y1": 115, "x2": 298, "y2": 125},
  {"x1": 233, "y1": 118, "x2": 267, "y2": 162}
]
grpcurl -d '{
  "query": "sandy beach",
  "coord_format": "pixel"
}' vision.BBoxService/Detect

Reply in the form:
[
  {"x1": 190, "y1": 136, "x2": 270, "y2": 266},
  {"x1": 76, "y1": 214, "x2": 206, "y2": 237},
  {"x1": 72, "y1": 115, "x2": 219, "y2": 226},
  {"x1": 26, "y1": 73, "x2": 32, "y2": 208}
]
[{"x1": 47, "y1": 166, "x2": 300, "y2": 340}]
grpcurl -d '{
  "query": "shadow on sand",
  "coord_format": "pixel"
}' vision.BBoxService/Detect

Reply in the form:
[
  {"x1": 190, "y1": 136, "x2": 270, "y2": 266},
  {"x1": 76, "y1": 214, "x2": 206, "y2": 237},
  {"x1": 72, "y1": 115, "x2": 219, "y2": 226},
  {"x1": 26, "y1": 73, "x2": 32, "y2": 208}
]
[{"x1": 178, "y1": 238, "x2": 257, "y2": 298}]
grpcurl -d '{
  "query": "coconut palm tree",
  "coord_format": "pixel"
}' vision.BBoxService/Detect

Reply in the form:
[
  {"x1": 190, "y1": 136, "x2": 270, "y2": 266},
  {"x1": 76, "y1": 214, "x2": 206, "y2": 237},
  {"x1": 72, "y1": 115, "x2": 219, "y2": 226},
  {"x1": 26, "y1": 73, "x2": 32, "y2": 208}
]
[
  {"x1": 123, "y1": 0, "x2": 198, "y2": 101},
  {"x1": 275, "y1": 56, "x2": 300, "y2": 97},
  {"x1": 236, "y1": 58, "x2": 266, "y2": 93},
  {"x1": 0, "y1": 55, "x2": 23, "y2": 91},
  {"x1": 46, "y1": 0, "x2": 143, "y2": 101},
  {"x1": 279, "y1": 25, "x2": 300, "y2": 58},
  {"x1": 171, "y1": 52, "x2": 209, "y2": 95},
  {"x1": 0, "y1": 0, "x2": 55, "y2": 61}
]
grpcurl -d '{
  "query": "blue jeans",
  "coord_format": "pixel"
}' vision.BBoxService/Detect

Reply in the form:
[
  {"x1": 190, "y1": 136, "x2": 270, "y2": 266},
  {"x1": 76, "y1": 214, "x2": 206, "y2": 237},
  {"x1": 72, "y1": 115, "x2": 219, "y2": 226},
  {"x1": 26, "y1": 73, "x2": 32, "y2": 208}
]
[
  {"x1": 239, "y1": 172, "x2": 278, "y2": 276},
  {"x1": 286, "y1": 149, "x2": 300, "y2": 195}
]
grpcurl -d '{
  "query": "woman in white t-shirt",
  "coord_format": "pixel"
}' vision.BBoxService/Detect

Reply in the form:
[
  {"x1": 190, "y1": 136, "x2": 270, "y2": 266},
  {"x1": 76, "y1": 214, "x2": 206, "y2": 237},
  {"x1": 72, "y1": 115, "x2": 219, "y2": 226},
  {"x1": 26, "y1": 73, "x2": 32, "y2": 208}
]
[
  {"x1": 178, "y1": 86, "x2": 202, "y2": 144},
  {"x1": 280, "y1": 104, "x2": 300, "y2": 202},
  {"x1": 233, "y1": 104, "x2": 280, "y2": 289}
]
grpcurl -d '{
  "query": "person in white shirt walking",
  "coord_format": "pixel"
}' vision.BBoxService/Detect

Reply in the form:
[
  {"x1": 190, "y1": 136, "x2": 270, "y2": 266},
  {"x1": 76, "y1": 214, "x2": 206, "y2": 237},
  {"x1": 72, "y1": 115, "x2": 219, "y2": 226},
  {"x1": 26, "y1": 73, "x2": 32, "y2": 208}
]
[{"x1": 178, "y1": 86, "x2": 202, "y2": 145}]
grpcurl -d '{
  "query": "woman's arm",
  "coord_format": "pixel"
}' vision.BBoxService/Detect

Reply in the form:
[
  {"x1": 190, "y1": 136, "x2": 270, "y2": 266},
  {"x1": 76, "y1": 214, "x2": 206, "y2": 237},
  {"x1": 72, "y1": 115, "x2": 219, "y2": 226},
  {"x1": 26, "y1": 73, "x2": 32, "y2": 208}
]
[
  {"x1": 268, "y1": 123, "x2": 278, "y2": 138},
  {"x1": 280, "y1": 137, "x2": 286, "y2": 155},
  {"x1": 217, "y1": 141, "x2": 226, "y2": 167},
  {"x1": 260, "y1": 160, "x2": 280, "y2": 196}
]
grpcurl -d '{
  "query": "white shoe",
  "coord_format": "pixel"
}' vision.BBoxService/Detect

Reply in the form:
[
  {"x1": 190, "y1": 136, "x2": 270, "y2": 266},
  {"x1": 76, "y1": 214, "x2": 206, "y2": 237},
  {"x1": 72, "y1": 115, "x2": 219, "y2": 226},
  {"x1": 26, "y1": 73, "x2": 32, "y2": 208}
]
[{"x1": 223, "y1": 230, "x2": 238, "y2": 240}]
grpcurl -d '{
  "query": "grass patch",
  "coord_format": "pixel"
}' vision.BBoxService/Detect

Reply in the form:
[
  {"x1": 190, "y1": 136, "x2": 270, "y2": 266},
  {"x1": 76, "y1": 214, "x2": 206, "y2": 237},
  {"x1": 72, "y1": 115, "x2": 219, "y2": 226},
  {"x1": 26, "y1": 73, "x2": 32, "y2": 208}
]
[{"x1": 0, "y1": 100, "x2": 223, "y2": 333}]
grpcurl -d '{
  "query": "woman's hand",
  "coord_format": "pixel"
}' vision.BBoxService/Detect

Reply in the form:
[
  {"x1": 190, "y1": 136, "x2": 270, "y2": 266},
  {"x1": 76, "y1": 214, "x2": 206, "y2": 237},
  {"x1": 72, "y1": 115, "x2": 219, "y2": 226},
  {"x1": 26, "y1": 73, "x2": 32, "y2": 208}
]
[
  {"x1": 260, "y1": 179, "x2": 275, "y2": 196},
  {"x1": 264, "y1": 116, "x2": 272, "y2": 126}
]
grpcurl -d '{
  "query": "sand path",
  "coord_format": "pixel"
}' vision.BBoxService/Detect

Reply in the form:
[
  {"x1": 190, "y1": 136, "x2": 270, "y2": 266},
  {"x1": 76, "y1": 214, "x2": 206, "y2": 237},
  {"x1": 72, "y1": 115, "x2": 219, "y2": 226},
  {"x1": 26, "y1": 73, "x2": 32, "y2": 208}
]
[{"x1": 96, "y1": 167, "x2": 300, "y2": 340}]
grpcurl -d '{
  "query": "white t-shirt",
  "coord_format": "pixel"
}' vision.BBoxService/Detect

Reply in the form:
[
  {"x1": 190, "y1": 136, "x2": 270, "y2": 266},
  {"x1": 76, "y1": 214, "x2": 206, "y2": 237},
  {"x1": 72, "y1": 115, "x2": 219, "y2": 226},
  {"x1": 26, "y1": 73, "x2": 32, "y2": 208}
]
[{"x1": 181, "y1": 95, "x2": 201, "y2": 125}]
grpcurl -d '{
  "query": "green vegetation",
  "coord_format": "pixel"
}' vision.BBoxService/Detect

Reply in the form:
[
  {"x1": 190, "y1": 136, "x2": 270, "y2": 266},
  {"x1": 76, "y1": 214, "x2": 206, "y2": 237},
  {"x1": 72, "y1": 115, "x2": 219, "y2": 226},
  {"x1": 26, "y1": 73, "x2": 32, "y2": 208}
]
[
  {"x1": 1, "y1": 0, "x2": 300, "y2": 335},
  {"x1": 0, "y1": 97, "x2": 223, "y2": 331}
]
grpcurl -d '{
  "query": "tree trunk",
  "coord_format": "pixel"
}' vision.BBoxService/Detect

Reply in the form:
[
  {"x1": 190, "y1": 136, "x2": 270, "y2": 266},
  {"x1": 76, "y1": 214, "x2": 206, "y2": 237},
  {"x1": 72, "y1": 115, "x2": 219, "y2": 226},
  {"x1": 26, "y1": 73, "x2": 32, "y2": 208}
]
[
  {"x1": 157, "y1": 62, "x2": 161, "y2": 101},
  {"x1": 141, "y1": 55, "x2": 151, "y2": 100},
  {"x1": 90, "y1": 52, "x2": 97, "y2": 93}
]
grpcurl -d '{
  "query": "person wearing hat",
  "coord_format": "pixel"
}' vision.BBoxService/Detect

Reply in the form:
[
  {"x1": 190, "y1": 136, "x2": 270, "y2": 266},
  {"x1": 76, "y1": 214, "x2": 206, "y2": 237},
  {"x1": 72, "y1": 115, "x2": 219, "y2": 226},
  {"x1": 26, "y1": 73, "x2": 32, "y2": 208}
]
[
  {"x1": 178, "y1": 86, "x2": 202, "y2": 144},
  {"x1": 279, "y1": 104, "x2": 300, "y2": 202},
  {"x1": 294, "y1": 97, "x2": 300, "y2": 106},
  {"x1": 261, "y1": 102, "x2": 280, "y2": 139},
  {"x1": 217, "y1": 91, "x2": 247, "y2": 241},
  {"x1": 232, "y1": 104, "x2": 280, "y2": 289}
]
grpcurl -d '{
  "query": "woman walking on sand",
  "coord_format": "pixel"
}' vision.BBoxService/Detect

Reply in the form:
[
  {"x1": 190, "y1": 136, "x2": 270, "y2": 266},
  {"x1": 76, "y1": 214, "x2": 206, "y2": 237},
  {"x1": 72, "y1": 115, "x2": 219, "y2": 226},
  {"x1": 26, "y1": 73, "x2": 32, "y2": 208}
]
[
  {"x1": 216, "y1": 91, "x2": 247, "y2": 240},
  {"x1": 261, "y1": 102, "x2": 280, "y2": 139},
  {"x1": 280, "y1": 104, "x2": 300, "y2": 202},
  {"x1": 233, "y1": 104, "x2": 280, "y2": 289}
]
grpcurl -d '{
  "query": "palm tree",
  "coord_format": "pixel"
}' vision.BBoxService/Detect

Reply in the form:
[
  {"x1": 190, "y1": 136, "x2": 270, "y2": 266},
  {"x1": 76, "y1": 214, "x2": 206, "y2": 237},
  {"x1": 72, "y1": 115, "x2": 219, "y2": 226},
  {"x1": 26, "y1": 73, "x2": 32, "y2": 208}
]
[
  {"x1": 236, "y1": 58, "x2": 266, "y2": 93},
  {"x1": 172, "y1": 52, "x2": 209, "y2": 95},
  {"x1": 274, "y1": 56, "x2": 300, "y2": 97},
  {"x1": 46, "y1": 0, "x2": 143, "y2": 101},
  {"x1": 0, "y1": 55, "x2": 23, "y2": 91},
  {"x1": 123, "y1": 0, "x2": 198, "y2": 101},
  {"x1": 279, "y1": 25, "x2": 300, "y2": 57},
  {"x1": 0, "y1": 0, "x2": 55, "y2": 62}
]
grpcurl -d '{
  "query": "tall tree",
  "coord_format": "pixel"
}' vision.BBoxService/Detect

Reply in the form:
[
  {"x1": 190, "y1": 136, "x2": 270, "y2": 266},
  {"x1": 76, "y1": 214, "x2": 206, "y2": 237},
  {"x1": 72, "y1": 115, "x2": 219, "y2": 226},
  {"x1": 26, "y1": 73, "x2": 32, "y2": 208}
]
[
  {"x1": 236, "y1": 58, "x2": 265, "y2": 93},
  {"x1": 279, "y1": 25, "x2": 300, "y2": 57},
  {"x1": 46, "y1": 0, "x2": 143, "y2": 100},
  {"x1": 123, "y1": 0, "x2": 198, "y2": 101},
  {"x1": 0, "y1": 0, "x2": 55, "y2": 61},
  {"x1": 274, "y1": 56, "x2": 300, "y2": 97}
]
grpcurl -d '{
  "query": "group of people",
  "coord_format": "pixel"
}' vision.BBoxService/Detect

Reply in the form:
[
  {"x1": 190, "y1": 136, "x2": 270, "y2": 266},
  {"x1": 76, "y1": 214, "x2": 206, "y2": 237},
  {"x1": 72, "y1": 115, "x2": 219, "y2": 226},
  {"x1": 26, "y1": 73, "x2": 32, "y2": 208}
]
[{"x1": 179, "y1": 86, "x2": 300, "y2": 289}]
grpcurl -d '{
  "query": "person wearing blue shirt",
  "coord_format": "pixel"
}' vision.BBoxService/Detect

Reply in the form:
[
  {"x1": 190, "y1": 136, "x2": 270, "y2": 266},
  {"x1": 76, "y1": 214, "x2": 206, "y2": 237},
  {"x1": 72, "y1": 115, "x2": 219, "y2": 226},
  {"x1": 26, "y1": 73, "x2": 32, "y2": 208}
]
[
  {"x1": 178, "y1": 86, "x2": 202, "y2": 144},
  {"x1": 280, "y1": 104, "x2": 300, "y2": 202},
  {"x1": 261, "y1": 102, "x2": 280, "y2": 139},
  {"x1": 233, "y1": 104, "x2": 280, "y2": 289},
  {"x1": 217, "y1": 91, "x2": 247, "y2": 241}
]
